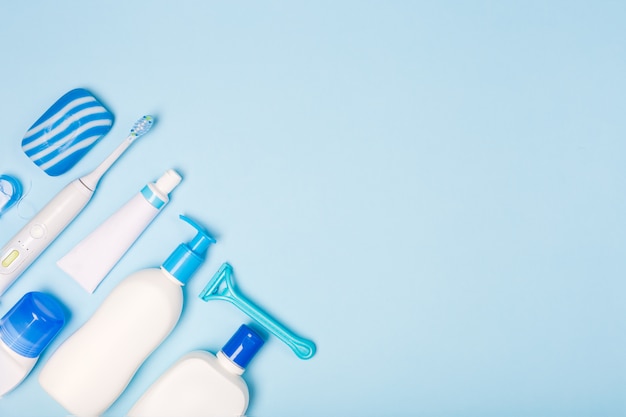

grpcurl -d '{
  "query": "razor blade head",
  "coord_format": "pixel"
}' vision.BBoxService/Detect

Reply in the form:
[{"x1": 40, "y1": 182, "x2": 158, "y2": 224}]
[{"x1": 199, "y1": 262, "x2": 234, "y2": 301}]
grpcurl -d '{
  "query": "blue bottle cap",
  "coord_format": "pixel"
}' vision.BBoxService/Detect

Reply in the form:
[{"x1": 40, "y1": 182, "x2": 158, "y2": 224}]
[
  {"x1": 0, "y1": 292, "x2": 65, "y2": 358},
  {"x1": 161, "y1": 215, "x2": 215, "y2": 285},
  {"x1": 221, "y1": 324, "x2": 265, "y2": 369}
]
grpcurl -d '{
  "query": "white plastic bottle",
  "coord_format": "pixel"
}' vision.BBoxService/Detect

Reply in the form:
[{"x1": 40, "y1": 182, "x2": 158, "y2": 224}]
[
  {"x1": 38, "y1": 215, "x2": 215, "y2": 417},
  {"x1": 0, "y1": 292, "x2": 65, "y2": 397},
  {"x1": 128, "y1": 324, "x2": 264, "y2": 417},
  {"x1": 57, "y1": 169, "x2": 182, "y2": 293}
]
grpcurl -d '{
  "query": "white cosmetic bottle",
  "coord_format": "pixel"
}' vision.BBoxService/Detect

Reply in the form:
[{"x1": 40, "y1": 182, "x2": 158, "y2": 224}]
[
  {"x1": 127, "y1": 324, "x2": 264, "y2": 417},
  {"x1": 38, "y1": 215, "x2": 215, "y2": 417},
  {"x1": 57, "y1": 169, "x2": 182, "y2": 293},
  {"x1": 0, "y1": 292, "x2": 65, "y2": 397}
]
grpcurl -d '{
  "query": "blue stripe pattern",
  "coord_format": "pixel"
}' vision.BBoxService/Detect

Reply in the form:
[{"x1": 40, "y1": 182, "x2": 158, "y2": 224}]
[
  {"x1": 22, "y1": 88, "x2": 114, "y2": 176},
  {"x1": 140, "y1": 185, "x2": 166, "y2": 209}
]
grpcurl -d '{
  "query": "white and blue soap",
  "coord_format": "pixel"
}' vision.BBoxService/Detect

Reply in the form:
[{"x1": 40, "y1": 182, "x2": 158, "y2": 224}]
[{"x1": 22, "y1": 88, "x2": 114, "y2": 176}]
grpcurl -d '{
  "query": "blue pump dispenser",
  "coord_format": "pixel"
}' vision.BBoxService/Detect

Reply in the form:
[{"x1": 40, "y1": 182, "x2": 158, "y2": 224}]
[{"x1": 161, "y1": 214, "x2": 216, "y2": 285}]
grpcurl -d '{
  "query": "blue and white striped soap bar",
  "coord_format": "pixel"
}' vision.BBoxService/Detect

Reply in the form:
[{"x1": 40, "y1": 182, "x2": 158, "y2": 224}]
[{"x1": 22, "y1": 88, "x2": 114, "y2": 176}]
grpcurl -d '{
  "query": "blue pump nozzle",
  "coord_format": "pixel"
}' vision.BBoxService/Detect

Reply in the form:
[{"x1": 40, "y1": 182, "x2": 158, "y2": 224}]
[{"x1": 161, "y1": 214, "x2": 216, "y2": 285}]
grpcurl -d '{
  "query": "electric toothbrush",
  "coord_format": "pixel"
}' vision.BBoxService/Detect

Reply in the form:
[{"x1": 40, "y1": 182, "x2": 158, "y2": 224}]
[{"x1": 0, "y1": 116, "x2": 154, "y2": 297}]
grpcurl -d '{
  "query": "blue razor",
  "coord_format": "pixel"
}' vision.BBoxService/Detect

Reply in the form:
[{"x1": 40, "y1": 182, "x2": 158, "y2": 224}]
[{"x1": 199, "y1": 262, "x2": 317, "y2": 360}]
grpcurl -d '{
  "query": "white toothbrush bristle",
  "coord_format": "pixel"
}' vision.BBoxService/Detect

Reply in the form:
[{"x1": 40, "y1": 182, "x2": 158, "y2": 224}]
[{"x1": 130, "y1": 115, "x2": 154, "y2": 138}]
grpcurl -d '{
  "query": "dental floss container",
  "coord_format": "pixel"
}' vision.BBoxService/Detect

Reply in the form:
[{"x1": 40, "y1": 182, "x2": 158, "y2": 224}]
[
  {"x1": 0, "y1": 292, "x2": 65, "y2": 397},
  {"x1": 57, "y1": 169, "x2": 182, "y2": 293},
  {"x1": 0, "y1": 175, "x2": 22, "y2": 217},
  {"x1": 38, "y1": 215, "x2": 215, "y2": 417},
  {"x1": 127, "y1": 324, "x2": 264, "y2": 417}
]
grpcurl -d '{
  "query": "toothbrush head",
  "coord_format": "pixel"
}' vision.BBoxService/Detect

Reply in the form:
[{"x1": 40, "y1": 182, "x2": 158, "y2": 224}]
[
  {"x1": 78, "y1": 114, "x2": 156, "y2": 191},
  {"x1": 129, "y1": 115, "x2": 154, "y2": 138}
]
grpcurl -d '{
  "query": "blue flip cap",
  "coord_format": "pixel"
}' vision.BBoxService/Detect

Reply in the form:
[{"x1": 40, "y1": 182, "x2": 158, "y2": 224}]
[
  {"x1": 0, "y1": 292, "x2": 65, "y2": 358},
  {"x1": 221, "y1": 324, "x2": 265, "y2": 369}
]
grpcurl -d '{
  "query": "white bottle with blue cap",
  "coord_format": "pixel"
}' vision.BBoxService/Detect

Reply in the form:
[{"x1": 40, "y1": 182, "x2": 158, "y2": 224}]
[
  {"x1": 127, "y1": 324, "x2": 264, "y2": 417},
  {"x1": 39, "y1": 215, "x2": 215, "y2": 417},
  {"x1": 0, "y1": 291, "x2": 65, "y2": 397}
]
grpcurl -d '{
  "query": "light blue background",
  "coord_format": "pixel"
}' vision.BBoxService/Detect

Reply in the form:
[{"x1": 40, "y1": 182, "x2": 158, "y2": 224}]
[{"x1": 1, "y1": 1, "x2": 625, "y2": 416}]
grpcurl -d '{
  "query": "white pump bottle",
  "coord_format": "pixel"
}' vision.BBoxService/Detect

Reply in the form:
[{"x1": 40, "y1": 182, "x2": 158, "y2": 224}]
[{"x1": 38, "y1": 215, "x2": 215, "y2": 417}]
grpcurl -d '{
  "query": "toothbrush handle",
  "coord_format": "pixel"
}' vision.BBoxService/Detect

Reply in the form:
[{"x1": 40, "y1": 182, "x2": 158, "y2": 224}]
[
  {"x1": 80, "y1": 136, "x2": 133, "y2": 191},
  {"x1": 231, "y1": 295, "x2": 317, "y2": 360},
  {"x1": 0, "y1": 179, "x2": 94, "y2": 296}
]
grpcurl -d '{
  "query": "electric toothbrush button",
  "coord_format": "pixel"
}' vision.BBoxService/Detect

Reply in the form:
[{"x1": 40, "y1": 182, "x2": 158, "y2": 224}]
[
  {"x1": 30, "y1": 224, "x2": 46, "y2": 239},
  {"x1": 1, "y1": 249, "x2": 20, "y2": 267}
]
